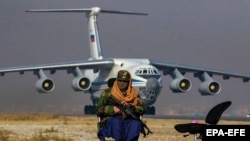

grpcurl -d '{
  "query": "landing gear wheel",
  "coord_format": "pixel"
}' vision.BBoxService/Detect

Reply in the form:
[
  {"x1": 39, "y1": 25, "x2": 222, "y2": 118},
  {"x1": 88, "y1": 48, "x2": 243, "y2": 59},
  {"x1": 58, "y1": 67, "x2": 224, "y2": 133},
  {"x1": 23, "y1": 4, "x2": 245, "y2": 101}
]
[
  {"x1": 84, "y1": 105, "x2": 97, "y2": 115},
  {"x1": 144, "y1": 106, "x2": 155, "y2": 115}
]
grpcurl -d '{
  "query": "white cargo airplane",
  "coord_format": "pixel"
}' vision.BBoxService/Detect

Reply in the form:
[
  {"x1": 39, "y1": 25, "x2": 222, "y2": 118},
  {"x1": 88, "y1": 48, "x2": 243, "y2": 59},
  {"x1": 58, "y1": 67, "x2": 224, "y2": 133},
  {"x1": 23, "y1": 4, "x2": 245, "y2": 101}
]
[{"x1": 1, "y1": 7, "x2": 250, "y2": 114}]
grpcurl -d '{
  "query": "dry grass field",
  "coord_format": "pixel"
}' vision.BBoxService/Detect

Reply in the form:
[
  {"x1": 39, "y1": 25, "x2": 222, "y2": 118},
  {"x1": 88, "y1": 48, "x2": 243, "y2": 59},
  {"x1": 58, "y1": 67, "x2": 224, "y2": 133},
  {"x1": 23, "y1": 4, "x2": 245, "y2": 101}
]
[{"x1": 0, "y1": 114, "x2": 249, "y2": 141}]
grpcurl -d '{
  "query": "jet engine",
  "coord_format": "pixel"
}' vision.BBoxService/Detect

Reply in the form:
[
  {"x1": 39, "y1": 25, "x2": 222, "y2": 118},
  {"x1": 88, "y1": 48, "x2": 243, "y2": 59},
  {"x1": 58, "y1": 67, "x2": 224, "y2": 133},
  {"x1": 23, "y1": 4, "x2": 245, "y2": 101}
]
[
  {"x1": 72, "y1": 76, "x2": 91, "y2": 91},
  {"x1": 35, "y1": 78, "x2": 55, "y2": 93},
  {"x1": 107, "y1": 78, "x2": 116, "y2": 88},
  {"x1": 169, "y1": 69, "x2": 192, "y2": 93},
  {"x1": 170, "y1": 78, "x2": 192, "y2": 93},
  {"x1": 199, "y1": 80, "x2": 221, "y2": 95},
  {"x1": 198, "y1": 72, "x2": 221, "y2": 95},
  {"x1": 35, "y1": 69, "x2": 55, "y2": 93}
]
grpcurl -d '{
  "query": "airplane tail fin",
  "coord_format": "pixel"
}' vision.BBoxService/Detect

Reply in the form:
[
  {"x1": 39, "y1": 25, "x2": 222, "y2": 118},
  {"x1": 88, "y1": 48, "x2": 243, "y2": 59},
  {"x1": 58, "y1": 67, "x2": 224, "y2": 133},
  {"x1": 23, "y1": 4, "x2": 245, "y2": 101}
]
[{"x1": 25, "y1": 7, "x2": 148, "y2": 60}]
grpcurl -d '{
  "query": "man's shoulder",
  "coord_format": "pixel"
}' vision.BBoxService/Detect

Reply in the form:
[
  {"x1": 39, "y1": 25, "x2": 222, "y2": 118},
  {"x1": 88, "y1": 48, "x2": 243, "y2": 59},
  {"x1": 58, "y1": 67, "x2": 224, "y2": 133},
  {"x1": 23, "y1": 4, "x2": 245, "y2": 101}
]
[{"x1": 101, "y1": 88, "x2": 112, "y2": 97}]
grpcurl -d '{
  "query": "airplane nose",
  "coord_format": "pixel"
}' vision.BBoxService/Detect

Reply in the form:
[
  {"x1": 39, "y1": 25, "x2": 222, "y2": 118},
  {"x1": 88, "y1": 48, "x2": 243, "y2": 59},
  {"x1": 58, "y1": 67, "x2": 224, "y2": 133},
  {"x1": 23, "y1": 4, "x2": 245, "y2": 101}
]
[{"x1": 146, "y1": 77, "x2": 160, "y2": 90}]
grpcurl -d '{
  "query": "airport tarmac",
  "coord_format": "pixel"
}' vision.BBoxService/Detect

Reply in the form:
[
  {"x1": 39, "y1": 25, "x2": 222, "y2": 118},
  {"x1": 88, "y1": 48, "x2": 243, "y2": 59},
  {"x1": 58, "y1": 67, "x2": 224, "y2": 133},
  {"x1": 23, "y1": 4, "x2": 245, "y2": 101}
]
[{"x1": 0, "y1": 114, "x2": 249, "y2": 141}]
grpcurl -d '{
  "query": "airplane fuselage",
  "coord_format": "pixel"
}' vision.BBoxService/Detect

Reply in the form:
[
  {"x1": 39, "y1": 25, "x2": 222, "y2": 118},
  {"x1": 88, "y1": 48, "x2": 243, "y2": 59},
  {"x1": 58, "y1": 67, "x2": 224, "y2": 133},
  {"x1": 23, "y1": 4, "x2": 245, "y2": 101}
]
[{"x1": 88, "y1": 58, "x2": 163, "y2": 107}]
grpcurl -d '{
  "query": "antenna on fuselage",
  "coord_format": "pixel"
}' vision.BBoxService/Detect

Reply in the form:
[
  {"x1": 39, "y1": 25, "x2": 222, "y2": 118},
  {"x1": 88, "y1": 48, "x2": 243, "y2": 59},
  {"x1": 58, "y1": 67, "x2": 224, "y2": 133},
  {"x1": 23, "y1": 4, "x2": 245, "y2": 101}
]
[{"x1": 25, "y1": 7, "x2": 148, "y2": 60}]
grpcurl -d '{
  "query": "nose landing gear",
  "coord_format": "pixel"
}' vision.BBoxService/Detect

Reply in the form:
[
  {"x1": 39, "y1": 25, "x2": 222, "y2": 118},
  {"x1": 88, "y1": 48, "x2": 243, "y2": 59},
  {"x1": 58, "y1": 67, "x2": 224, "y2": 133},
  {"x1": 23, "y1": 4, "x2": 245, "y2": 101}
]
[{"x1": 144, "y1": 106, "x2": 155, "y2": 115}]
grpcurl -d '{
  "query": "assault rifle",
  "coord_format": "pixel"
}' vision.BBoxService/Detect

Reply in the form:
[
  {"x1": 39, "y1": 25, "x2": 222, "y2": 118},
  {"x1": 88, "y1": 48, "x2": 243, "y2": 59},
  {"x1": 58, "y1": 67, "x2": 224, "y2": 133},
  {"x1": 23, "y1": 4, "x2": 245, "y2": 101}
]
[{"x1": 108, "y1": 94, "x2": 153, "y2": 137}]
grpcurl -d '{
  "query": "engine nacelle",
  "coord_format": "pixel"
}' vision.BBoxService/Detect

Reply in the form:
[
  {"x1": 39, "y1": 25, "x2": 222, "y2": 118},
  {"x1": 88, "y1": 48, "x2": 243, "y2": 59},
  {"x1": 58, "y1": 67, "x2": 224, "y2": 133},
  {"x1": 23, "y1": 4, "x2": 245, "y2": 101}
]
[
  {"x1": 72, "y1": 76, "x2": 91, "y2": 91},
  {"x1": 199, "y1": 80, "x2": 221, "y2": 95},
  {"x1": 170, "y1": 78, "x2": 192, "y2": 93},
  {"x1": 35, "y1": 78, "x2": 55, "y2": 93},
  {"x1": 107, "y1": 78, "x2": 116, "y2": 88}
]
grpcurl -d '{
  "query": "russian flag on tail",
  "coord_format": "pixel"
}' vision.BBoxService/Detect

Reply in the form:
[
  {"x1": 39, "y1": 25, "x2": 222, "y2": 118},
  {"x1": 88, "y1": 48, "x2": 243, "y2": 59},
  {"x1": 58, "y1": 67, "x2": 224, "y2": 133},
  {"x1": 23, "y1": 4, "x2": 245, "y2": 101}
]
[{"x1": 90, "y1": 35, "x2": 95, "y2": 42}]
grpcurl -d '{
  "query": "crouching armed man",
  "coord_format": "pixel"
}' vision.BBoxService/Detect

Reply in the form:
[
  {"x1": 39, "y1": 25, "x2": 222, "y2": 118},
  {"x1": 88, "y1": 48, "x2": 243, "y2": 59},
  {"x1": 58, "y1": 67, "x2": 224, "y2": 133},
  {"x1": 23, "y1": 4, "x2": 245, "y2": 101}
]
[{"x1": 96, "y1": 70, "x2": 148, "y2": 141}]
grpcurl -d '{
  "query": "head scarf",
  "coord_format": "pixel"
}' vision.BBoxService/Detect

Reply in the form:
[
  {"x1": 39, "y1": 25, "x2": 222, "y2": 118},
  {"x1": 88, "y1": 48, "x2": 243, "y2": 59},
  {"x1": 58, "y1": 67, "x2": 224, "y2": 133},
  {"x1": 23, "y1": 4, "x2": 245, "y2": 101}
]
[{"x1": 111, "y1": 70, "x2": 139, "y2": 106}]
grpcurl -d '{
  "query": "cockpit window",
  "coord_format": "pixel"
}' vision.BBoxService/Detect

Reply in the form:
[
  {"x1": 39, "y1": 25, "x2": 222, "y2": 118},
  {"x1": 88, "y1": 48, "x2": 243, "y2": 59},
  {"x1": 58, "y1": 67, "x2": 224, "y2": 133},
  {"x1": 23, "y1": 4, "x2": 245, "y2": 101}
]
[{"x1": 135, "y1": 68, "x2": 161, "y2": 79}]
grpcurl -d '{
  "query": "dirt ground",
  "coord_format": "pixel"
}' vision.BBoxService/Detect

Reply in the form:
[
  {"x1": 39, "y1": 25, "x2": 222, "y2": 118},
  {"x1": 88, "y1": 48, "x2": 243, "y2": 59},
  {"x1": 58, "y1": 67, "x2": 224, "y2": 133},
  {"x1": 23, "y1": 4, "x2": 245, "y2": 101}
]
[{"x1": 0, "y1": 114, "x2": 249, "y2": 141}]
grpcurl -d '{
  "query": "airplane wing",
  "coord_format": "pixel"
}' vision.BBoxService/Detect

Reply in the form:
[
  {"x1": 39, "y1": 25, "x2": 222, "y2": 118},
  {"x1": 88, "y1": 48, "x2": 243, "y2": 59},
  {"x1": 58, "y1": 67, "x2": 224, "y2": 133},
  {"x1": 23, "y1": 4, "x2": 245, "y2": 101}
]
[
  {"x1": 0, "y1": 59, "x2": 114, "y2": 75},
  {"x1": 150, "y1": 60, "x2": 250, "y2": 95},
  {"x1": 0, "y1": 59, "x2": 114, "y2": 93},
  {"x1": 150, "y1": 60, "x2": 250, "y2": 81}
]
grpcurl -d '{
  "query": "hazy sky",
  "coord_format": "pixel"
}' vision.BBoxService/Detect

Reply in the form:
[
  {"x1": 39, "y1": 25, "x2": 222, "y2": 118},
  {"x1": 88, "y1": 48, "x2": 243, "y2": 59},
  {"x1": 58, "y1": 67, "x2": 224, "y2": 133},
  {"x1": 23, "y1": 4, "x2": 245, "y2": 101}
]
[{"x1": 1, "y1": 0, "x2": 250, "y2": 116}]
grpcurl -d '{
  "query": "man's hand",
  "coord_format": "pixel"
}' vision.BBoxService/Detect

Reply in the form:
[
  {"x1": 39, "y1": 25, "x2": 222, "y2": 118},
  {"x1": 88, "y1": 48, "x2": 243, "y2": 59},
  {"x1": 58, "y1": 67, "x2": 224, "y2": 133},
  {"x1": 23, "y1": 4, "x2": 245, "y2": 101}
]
[
  {"x1": 120, "y1": 100, "x2": 129, "y2": 106},
  {"x1": 113, "y1": 106, "x2": 122, "y2": 114}
]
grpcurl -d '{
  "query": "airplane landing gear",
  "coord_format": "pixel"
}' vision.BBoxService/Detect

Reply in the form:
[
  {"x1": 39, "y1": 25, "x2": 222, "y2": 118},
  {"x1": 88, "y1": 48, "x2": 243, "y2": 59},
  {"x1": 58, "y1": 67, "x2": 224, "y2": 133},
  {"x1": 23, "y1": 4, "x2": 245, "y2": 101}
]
[
  {"x1": 144, "y1": 106, "x2": 155, "y2": 115},
  {"x1": 84, "y1": 105, "x2": 97, "y2": 114}
]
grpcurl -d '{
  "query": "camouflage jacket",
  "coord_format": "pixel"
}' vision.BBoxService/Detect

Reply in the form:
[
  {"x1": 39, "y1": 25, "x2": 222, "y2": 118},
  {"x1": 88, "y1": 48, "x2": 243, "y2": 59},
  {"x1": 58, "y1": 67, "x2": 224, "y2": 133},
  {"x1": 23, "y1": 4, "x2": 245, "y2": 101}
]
[{"x1": 96, "y1": 88, "x2": 146, "y2": 117}]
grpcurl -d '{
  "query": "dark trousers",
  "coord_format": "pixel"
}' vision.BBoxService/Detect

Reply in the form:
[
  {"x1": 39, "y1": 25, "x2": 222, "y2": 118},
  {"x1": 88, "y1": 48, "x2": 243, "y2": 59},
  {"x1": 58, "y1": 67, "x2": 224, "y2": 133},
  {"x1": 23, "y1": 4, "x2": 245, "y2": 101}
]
[{"x1": 97, "y1": 115, "x2": 141, "y2": 141}]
